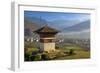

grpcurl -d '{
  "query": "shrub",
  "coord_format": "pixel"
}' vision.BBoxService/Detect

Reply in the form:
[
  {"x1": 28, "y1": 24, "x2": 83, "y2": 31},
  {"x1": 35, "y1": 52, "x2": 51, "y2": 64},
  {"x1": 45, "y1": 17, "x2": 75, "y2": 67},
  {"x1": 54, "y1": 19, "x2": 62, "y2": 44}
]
[
  {"x1": 24, "y1": 53, "x2": 30, "y2": 61},
  {"x1": 41, "y1": 53, "x2": 50, "y2": 60},
  {"x1": 30, "y1": 55, "x2": 35, "y2": 61},
  {"x1": 69, "y1": 49, "x2": 74, "y2": 55},
  {"x1": 55, "y1": 46, "x2": 60, "y2": 49},
  {"x1": 34, "y1": 54, "x2": 41, "y2": 61},
  {"x1": 30, "y1": 54, "x2": 41, "y2": 61}
]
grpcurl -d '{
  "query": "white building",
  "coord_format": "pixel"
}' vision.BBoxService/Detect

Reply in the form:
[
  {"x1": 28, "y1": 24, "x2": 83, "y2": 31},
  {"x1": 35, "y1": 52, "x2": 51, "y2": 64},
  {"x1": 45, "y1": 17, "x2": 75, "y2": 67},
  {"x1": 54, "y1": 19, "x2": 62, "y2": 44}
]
[{"x1": 34, "y1": 25, "x2": 59, "y2": 53}]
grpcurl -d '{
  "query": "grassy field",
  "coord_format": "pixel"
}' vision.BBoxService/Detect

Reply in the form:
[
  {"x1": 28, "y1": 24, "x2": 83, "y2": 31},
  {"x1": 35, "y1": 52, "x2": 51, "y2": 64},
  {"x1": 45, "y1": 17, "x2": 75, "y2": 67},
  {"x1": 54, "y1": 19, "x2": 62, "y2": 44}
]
[
  {"x1": 55, "y1": 44, "x2": 90, "y2": 60},
  {"x1": 24, "y1": 42, "x2": 90, "y2": 61},
  {"x1": 54, "y1": 50, "x2": 90, "y2": 60}
]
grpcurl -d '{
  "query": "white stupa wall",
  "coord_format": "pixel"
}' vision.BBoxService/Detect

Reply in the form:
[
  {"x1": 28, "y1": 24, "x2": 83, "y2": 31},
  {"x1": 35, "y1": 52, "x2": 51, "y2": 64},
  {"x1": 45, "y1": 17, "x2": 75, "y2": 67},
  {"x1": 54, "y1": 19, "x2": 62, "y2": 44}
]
[{"x1": 40, "y1": 43, "x2": 55, "y2": 52}]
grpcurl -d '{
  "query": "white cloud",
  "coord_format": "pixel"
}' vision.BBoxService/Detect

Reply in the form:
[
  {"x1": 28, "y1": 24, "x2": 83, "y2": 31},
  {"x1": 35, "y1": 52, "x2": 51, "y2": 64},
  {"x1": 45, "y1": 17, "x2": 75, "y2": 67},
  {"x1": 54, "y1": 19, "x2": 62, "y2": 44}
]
[{"x1": 58, "y1": 29, "x2": 90, "y2": 35}]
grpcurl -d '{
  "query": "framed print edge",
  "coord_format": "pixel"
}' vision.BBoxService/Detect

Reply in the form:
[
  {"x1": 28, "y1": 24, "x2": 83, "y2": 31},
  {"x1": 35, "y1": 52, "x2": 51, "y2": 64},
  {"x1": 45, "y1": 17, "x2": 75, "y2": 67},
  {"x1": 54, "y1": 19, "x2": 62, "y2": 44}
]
[
  {"x1": 11, "y1": 1, "x2": 97, "y2": 71},
  {"x1": 11, "y1": 2, "x2": 19, "y2": 71}
]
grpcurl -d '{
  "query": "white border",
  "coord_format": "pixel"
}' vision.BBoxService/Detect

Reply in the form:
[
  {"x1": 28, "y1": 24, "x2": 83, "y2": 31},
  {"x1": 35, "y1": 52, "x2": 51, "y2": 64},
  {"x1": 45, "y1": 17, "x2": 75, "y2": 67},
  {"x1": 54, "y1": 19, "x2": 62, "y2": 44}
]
[{"x1": 11, "y1": 2, "x2": 97, "y2": 71}]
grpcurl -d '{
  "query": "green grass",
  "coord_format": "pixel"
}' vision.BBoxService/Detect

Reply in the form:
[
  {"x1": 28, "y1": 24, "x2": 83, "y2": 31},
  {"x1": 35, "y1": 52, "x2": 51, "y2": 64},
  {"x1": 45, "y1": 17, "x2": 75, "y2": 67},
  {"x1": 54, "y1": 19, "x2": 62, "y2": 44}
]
[
  {"x1": 54, "y1": 50, "x2": 90, "y2": 60},
  {"x1": 54, "y1": 44, "x2": 90, "y2": 60},
  {"x1": 24, "y1": 43, "x2": 90, "y2": 61}
]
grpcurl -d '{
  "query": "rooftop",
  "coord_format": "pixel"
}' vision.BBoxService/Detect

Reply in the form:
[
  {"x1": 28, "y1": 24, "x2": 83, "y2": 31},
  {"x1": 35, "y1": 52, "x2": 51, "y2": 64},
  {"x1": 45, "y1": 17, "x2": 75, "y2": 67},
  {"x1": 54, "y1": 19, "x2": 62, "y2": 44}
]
[{"x1": 34, "y1": 25, "x2": 59, "y2": 34}]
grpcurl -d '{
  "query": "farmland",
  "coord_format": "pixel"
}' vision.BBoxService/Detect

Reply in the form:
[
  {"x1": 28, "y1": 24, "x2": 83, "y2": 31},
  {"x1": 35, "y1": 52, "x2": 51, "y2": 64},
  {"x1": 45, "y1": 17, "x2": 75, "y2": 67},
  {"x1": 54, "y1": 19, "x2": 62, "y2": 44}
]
[{"x1": 24, "y1": 38, "x2": 90, "y2": 61}]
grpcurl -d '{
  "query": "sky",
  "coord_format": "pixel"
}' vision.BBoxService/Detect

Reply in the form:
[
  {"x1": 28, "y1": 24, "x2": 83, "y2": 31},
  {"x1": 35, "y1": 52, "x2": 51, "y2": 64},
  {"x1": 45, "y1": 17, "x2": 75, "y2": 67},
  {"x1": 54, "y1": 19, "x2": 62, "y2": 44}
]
[{"x1": 24, "y1": 11, "x2": 90, "y2": 22}]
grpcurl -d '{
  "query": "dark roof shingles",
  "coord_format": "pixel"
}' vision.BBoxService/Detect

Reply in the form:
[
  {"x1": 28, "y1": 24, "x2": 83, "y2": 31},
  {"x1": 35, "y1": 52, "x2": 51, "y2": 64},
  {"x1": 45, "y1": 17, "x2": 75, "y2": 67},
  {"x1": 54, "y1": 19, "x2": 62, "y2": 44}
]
[{"x1": 34, "y1": 25, "x2": 59, "y2": 33}]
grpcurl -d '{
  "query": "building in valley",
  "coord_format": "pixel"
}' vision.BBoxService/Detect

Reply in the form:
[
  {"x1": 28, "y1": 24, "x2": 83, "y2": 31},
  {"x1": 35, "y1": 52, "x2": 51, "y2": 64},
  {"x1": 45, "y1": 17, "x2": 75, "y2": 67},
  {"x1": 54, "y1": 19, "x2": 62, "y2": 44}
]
[{"x1": 34, "y1": 25, "x2": 59, "y2": 53}]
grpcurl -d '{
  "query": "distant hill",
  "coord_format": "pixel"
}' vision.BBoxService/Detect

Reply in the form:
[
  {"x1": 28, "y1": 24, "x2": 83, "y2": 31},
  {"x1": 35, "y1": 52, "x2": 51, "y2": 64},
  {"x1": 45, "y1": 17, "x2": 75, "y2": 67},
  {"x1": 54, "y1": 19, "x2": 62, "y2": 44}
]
[
  {"x1": 62, "y1": 20, "x2": 90, "y2": 32},
  {"x1": 24, "y1": 19, "x2": 39, "y2": 31},
  {"x1": 57, "y1": 30, "x2": 90, "y2": 39},
  {"x1": 47, "y1": 20, "x2": 80, "y2": 30},
  {"x1": 24, "y1": 17, "x2": 48, "y2": 36},
  {"x1": 25, "y1": 17, "x2": 47, "y2": 26},
  {"x1": 24, "y1": 19, "x2": 39, "y2": 36},
  {"x1": 57, "y1": 20, "x2": 90, "y2": 39},
  {"x1": 24, "y1": 17, "x2": 90, "y2": 39}
]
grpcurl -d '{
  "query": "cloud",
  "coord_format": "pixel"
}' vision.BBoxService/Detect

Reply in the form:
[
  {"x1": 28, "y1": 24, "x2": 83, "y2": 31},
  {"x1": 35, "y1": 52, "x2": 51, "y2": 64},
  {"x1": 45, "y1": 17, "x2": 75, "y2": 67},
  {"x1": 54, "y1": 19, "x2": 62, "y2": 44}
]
[
  {"x1": 58, "y1": 29, "x2": 90, "y2": 35},
  {"x1": 57, "y1": 29, "x2": 90, "y2": 39}
]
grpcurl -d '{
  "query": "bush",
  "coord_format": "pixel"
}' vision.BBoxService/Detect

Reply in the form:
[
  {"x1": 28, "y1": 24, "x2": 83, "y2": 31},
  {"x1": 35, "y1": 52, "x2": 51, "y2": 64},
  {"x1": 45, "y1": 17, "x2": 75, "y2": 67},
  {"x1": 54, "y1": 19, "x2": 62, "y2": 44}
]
[
  {"x1": 69, "y1": 49, "x2": 74, "y2": 55},
  {"x1": 34, "y1": 54, "x2": 41, "y2": 61},
  {"x1": 55, "y1": 46, "x2": 60, "y2": 49},
  {"x1": 41, "y1": 53, "x2": 50, "y2": 60},
  {"x1": 24, "y1": 53, "x2": 30, "y2": 61},
  {"x1": 30, "y1": 55, "x2": 35, "y2": 61},
  {"x1": 30, "y1": 54, "x2": 41, "y2": 61}
]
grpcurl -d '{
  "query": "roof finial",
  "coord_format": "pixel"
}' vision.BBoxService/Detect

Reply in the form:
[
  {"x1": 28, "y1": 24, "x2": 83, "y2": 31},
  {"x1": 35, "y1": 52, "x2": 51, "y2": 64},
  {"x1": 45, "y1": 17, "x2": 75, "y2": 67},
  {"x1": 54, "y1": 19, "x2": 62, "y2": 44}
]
[
  {"x1": 45, "y1": 23, "x2": 48, "y2": 26},
  {"x1": 40, "y1": 16, "x2": 42, "y2": 22},
  {"x1": 40, "y1": 16, "x2": 48, "y2": 27},
  {"x1": 40, "y1": 16, "x2": 43, "y2": 27}
]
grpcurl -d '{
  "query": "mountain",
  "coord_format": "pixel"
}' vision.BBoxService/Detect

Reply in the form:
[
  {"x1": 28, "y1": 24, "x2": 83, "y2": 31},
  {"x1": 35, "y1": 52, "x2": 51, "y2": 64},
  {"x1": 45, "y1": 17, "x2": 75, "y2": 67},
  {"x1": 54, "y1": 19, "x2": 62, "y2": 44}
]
[
  {"x1": 57, "y1": 30, "x2": 90, "y2": 39},
  {"x1": 24, "y1": 17, "x2": 90, "y2": 39},
  {"x1": 62, "y1": 20, "x2": 90, "y2": 32},
  {"x1": 24, "y1": 17, "x2": 48, "y2": 36},
  {"x1": 25, "y1": 17, "x2": 47, "y2": 26},
  {"x1": 24, "y1": 19, "x2": 39, "y2": 36},
  {"x1": 24, "y1": 19, "x2": 39, "y2": 31},
  {"x1": 56, "y1": 20, "x2": 90, "y2": 39},
  {"x1": 47, "y1": 20, "x2": 80, "y2": 30}
]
